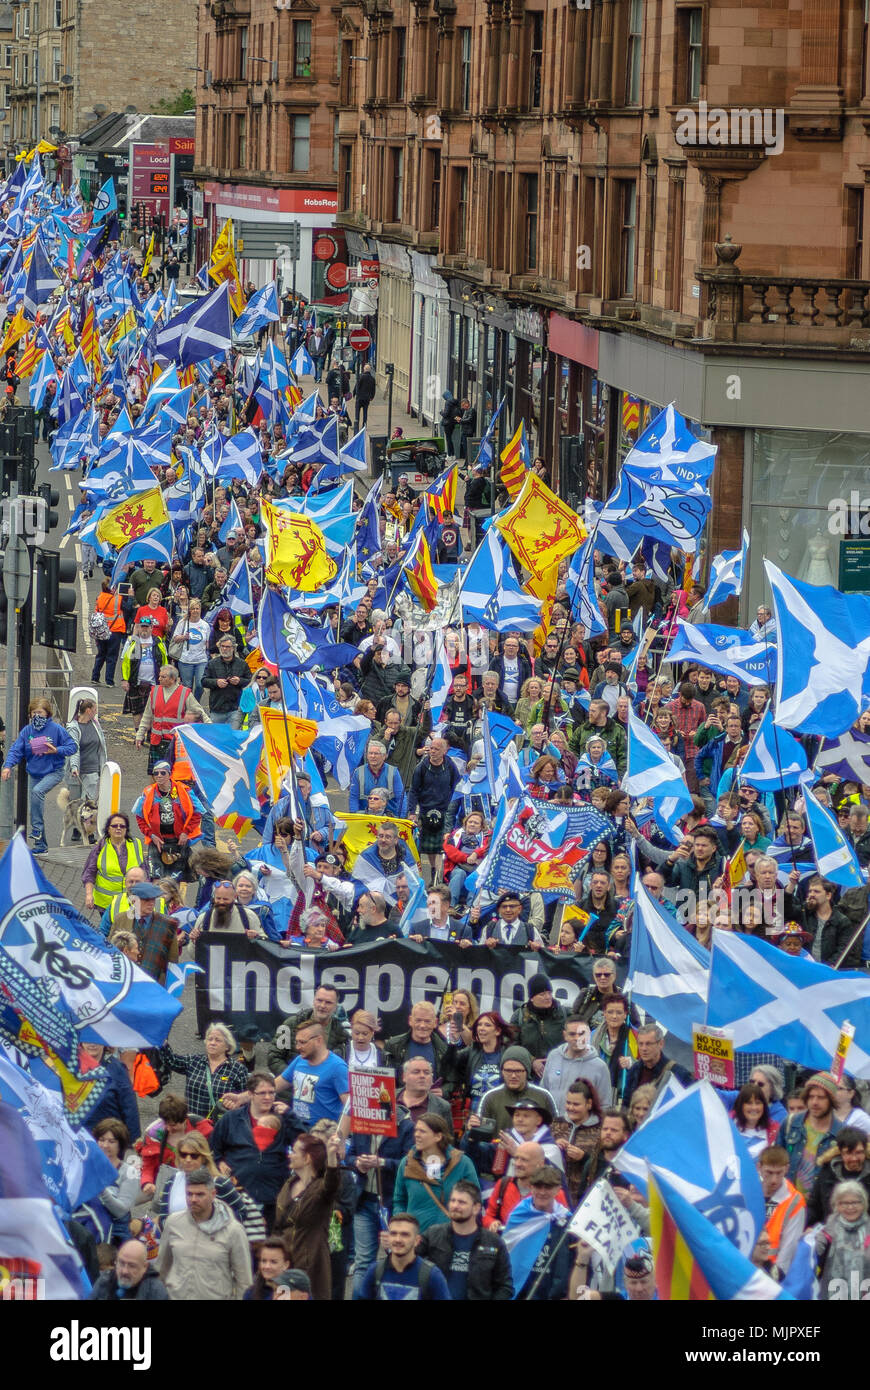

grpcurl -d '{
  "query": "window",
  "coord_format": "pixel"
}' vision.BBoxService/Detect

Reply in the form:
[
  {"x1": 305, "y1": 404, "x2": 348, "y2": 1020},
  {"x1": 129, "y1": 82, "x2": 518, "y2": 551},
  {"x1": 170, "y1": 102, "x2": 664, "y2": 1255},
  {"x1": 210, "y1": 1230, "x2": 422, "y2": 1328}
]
[
  {"x1": 847, "y1": 186, "x2": 865, "y2": 279},
  {"x1": 31, "y1": 103, "x2": 36, "y2": 137},
  {"x1": 32, "y1": 3, "x2": 39, "y2": 33},
  {"x1": 2, "y1": 126, "x2": 9, "y2": 144},
  {"x1": 22, "y1": 8, "x2": 30, "y2": 36},
  {"x1": 676, "y1": 7, "x2": 703, "y2": 102},
  {"x1": 523, "y1": 173, "x2": 539, "y2": 268},
  {"x1": 294, "y1": 20, "x2": 311, "y2": 78},
  {"x1": 3, "y1": 45, "x2": 10, "y2": 68},
  {"x1": 389, "y1": 146, "x2": 404, "y2": 221},
  {"x1": 429, "y1": 147, "x2": 441, "y2": 230},
  {"x1": 22, "y1": 52, "x2": 29, "y2": 84},
  {"x1": 455, "y1": 165, "x2": 468, "y2": 250},
  {"x1": 49, "y1": 100, "x2": 58, "y2": 126},
  {"x1": 666, "y1": 175, "x2": 685, "y2": 309},
  {"x1": 237, "y1": 113, "x2": 246, "y2": 166},
  {"x1": 339, "y1": 38, "x2": 353, "y2": 104},
  {"x1": 528, "y1": 12, "x2": 543, "y2": 109},
  {"x1": 12, "y1": 55, "x2": 17, "y2": 84},
  {"x1": 239, "y1": 26, "x2": 247, "y2": 80},
  {"x1": 459, "y1": 27, "x2": 471, "y2": 111},
  {"x1": 339, "y1": 142, "x2": 352, "y2": 210},
  {"x1": 626, "y1": 0, "x2": 643, "y2": 104},
  {"x1": 54, "y1": 0, "x2": 62, "y2": 25},
  {"x1": 393, "y1": 27, "x2": 405, "y2": 101},
  {"x1": 4, "y1": 84, "x2": 11, "y2": 108},
  {"x1": 291, "y1": 113, "x2": 309, "y2": 171},
  {"x1": 333, "y1": 113, "x2": 339, "y2": 173},
  {"x1": 617, "y1": 179, "x2": 637, "y2": 295},
  {"x1": 52, "y1": 45, "x2": 60, "y2": 80}
]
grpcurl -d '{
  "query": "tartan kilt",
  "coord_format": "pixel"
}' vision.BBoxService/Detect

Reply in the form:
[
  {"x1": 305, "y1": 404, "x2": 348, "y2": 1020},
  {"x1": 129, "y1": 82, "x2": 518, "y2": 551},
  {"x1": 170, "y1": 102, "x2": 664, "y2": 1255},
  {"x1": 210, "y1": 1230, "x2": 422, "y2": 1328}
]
[
  {"x1": 417, "y1": 818, "x2": 445, "y2": 854},
  {"x1": 123, "y1": 682, "x2": 150, "y2": 718}
]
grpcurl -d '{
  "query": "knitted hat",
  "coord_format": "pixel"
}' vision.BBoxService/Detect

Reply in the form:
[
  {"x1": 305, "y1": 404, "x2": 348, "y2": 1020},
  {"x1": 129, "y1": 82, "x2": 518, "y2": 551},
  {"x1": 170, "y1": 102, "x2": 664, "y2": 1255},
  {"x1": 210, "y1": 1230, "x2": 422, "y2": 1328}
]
[
  {"x1": 527, "y1": 973, "x2": 552, "y2": 998},
  {"x1": 501, "y1": 1044, "x2": 534, "y2": 1077},
  {"x1": 804, "y1": 1072, "x2": 837, "y2": 1101}
]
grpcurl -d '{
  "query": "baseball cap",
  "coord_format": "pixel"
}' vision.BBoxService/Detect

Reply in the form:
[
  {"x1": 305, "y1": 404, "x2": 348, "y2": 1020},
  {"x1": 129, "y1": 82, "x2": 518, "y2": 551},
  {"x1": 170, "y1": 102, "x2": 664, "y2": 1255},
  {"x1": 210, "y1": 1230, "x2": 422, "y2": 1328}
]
[
  {"x1": 274, "y1": 1270, "x2": 312, "y2": 1293},
  {"x1": 152, "y1": 761, "x2": 172, "y2": 774}
]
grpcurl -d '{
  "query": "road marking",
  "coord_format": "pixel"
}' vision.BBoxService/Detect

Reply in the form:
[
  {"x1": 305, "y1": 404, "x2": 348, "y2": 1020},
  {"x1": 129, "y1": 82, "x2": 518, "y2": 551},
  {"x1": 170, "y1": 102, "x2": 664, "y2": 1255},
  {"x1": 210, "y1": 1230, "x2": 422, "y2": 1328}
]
[{"x1": 76, "y1": 541, "x2": 94, "y2": 655}]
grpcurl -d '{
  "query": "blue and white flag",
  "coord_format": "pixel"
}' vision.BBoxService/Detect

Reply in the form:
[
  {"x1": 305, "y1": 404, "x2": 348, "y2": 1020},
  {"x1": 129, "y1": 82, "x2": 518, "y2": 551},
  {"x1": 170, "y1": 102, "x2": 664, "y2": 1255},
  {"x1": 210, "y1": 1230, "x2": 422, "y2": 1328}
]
[
  {"x1": 21, "y1": 236, "x2": 59, "y2": 318},
  {"x1": 396, "y1": 863, "x2": 430, "y2": 937},
  {"x1": 503, "y1": 1196, "x2": 571, "y2": 1297},
  {"x1": 165, "y1": 961, "x2": 204, "y2": 1000},
  {"x1": 613, "y1": 1080, "x2": 765, "y2": 1255},
  {"x1": 703, "y1": 529, "x2": 749, "y2": 612},
  {"x1": 649, "y1": 1166, "x2": 790, "y2": 1301},
  {"x1": 625, "y1": 708, "x2": 692, "y2": 843},
  {"x1": 668, "y1": 620, "x2": 775, "y2": 687},
  {"x1": 765, "y1": 560, "x2": 870, "y2": 737},
  {"x1": 299, "y1": 479, "x2": 354, "y2": 528},
  {"x1": 290, "y1": 343, "x2": 314, "y2": 377},
  {"x1": 0, "y1": 835, "x2": 181, "y2": 1049},
  {"x1": 258, "y1": 589, "x2": 359, "y2": 672},
  {"x1": 707, "y1": 927, "x2": 870, "y2": 1078},
  {"x1": 0, "y1": 1042, "x2": 116, "y2": 1214},
  {"x1": 475, "y1": 395, "x2": 505, "y2": 470},
  {"x1": 110, "y1": 522, "x2": 175, "y2": 586},
  {"x1": 460, "y1": 529, "x2": 542, "y2": 632},
  {"x1": 175, "y1": 724, "x2": 264, "y2": 821},
  {"x1": 139, "y1": 364, "x2": 180, "y2": 424},
  {"x1": 340, "y1": 426, "x2": 368, "y2": 474},
  {"x1": 218, "y1": 428, "x2": 263, "y2": 486},
  {"x1": 222, "y1": 556, "x2": 254, "y2": 617},
  {"x1": 219, "y1": 495, "x2": 245, "y2": 543},
  {"x1": 233, "y1": 282, "x2": 280, "y2": 337},
  {"x1": 814, "y1": 727, "x2": 870, "y2": 785},
  {"x1": 739, "y1": 707, "x2": 808, "y2": 792},
  {"x1": 430, "y1": 630, "x2": 453, "y2": 723},
  {"x1": 288, "y1": 415, "x2": 341, "y2": 471},
  {"x1": 28, "y1": 349, "x2": 57, "y2": 409},
  {"x1": 84, "y1": 437, "x2": 161, "y2": 500},
  {"x1": 154, "y1": 280, "x2": 233, "y2": 367},
  {"x1": 0, "y1": 1100, "x2": 88, "y2": 1299},
  {"x1": 598, "y1": 405, "x2": 714, "y2": 552},
  {"x1": 803, "y1": 791, "x2": 865, "y2": 888},
  {"x1": 566, "y1": 538, "x2": 606, "y2": 637},
  {"x1": 628, "y1": 884, "x2": 710, "y2": 1042},
  {"x1": 313, "y1": 714, "x2": 371, "y2": 790}
]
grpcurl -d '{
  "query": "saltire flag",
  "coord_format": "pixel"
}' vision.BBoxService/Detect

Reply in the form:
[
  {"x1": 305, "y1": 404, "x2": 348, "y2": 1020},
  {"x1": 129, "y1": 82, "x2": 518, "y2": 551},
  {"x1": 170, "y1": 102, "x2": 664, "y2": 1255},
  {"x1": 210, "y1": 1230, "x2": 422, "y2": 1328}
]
[
  {"x1": 95, "y1": 485, "x2": 169, "y2": 548},
  {"x1": 312, "y1": 714, "x2": 371, "y2": 790},
  {"x1": 233, "y1": 281, "x2": 280, "y2": 337},
  {"x1": 290, "y1": 343, "x2": 314, "y2": 377},
  {"x1": 221, "y1": 556, "x2": 254, "y2": 617},
  {"x1": 739, "y1": 707, "x2": 808, "y2": 792},
  {"x1": 261, "y1": 500, "x2": 337, "y2": 591},
  {"x1": 21, "y1": 236, "x2": 58, "y2": 319},
  {"x1": 175, "y1": 724, "x2": 265, "y2": 821},
  {"x1": 667, "y1": 620, "x2": 775, "y2": 687},
  {"x1": 598, "y1": 404, "x2": 715, "y2": 552},
  {"x1": 707, "y1": 928, "x2": 870, "y2": 1077},
  {"x1": 354, "y1": 474, "x2": 383, "y2": 568},
  {"x1": 460, "y1": 528, "x2": 542, "y2": 632},
  {"x1": 426, "y1": 463, "x2": 458, "y2": 522},
  {"x1": 402, "y1": 529, "x2": 439, "y2": 612},
  {"x1": 340, "y1": 426, "x2": 368, "y2": 474},
  {"x1": 628, "y1": 883, "x2": 710, "y2": 1041},
  {"x1": 165, "y1": 961, "x2": 204, "y2": 1000},
  {"x1": 139, "y1": 363, "x2": 181, "y2": 423},
  {"x1": 502, "y1": 1195, "x2": 571, "y2": 1297},
  {"x1": 195, "y1": 262, "x2": 210, "y2": 290},
  {"x1": 0, "y1": 1042, "x2": 116, "y2": 1214},
  {"x1": 108, "y1": 521, "x2": 175, "y2": 585},
  {"x1": 219, "y1": 494, "x2": 245, "y2": 543},
  {"x1": 765, "y1": 559, "x2": 870, "y2": 737},
  {"x1": 216, "y1": 428, "x2": 263, "y2": 486},
  {"x1": 0, "y1": 1100, "x2": 89, "y2": 1300},
  {"x1": 643, "y1": 536, "x2": 676, "y2": 587},
  {"x1": 495, "y1": 472, "x2": 586, "y2": 581},
  {"x1": 396, "y1": 863, "x2": 430, "y2": 937},
  {"x1": 28, "y1": 348, "x2": 57, "y2": 408},
  {"x1": 430, "y1": 629, "x2": 453, "y2": 722},
  {"x1": 154, "y1": 281, "x2": 233, "y2": 367},
  {"x1": 814, "y1": 726, "x2": 870, "y2": 785},
  {"x1": 625, "y1": 708, "x2": 693, "y2": 843},
  {"x1": 702, "y1": 529, "x2": 749, "y2": 612},
  {"x1": 164, "y1": 278, "x2": 179, "y2": 321},
  {"x1": 565, "y1": 538, "x2": 607, "y2": 638},
  {"x1": 0, "y1": 836, "x2": 181, "y2": 1048},
  {"x1": 85, "y1": 435, "x2": 159, "y2": 502},
  {"x1": 54, "y1": 370, "x2": 87, "y2": 430},
  {"x1": 649, "y1": 1168, "x2": 787, "y2": 1300},
  {"x1": 803, "y1": 790, "x2": 865, "y2": 888},
  {"x1": 499, "y1": 419, "x2": 530, "y2": 500}
]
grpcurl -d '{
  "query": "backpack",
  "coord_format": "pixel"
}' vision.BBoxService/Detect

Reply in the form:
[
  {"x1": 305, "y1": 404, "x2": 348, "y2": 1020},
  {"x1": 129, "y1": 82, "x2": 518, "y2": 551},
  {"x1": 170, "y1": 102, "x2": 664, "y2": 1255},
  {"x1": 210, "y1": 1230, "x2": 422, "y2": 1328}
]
[
  {"x1": 371, "y1": 1253, "x2": 435, "y2": 1299},
  {"x1": 355, "y1": 763, "x2": 396, "y2": 800},
  {"x1": 90, "y1": 610, "x2": 112, "y2": 642}
]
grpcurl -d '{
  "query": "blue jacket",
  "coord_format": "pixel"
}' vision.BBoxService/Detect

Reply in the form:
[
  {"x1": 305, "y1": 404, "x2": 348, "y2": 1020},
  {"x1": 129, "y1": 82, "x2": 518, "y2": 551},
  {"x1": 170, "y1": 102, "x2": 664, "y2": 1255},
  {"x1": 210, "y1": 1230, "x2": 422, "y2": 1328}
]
[
  {"x1": 777, "y1": 1111, "x2": 843, "y2": 1186},
  {"x1": 80, "y1": 1056, "x2": 142, "y2": 1142},
  {"x1": 693, "y1": 729, "x2": 739, "y2": 794},
  {"x1": 209, "y1": 1103, "x2": 299, "y2": 1206},
  {"x1": 345, "y1": 1115, "x2": 415, "y2": 1209},
  {"x1": 349, "y1": 761, "x2": 406, "y2": 817},
  {"x1": 4, "y1": 719, "x2": 77, "y2": 778}
]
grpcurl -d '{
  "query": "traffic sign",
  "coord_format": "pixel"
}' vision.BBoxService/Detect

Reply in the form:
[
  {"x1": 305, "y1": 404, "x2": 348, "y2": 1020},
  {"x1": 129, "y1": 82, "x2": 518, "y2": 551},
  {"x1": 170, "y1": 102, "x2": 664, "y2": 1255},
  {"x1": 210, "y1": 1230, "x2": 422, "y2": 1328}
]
[
  {"x1": 348, "y1": 327, "x2": 372, "y2": 352},
  {"x1": 2, "y1": 536, "x2": 30, "y2": 608}
]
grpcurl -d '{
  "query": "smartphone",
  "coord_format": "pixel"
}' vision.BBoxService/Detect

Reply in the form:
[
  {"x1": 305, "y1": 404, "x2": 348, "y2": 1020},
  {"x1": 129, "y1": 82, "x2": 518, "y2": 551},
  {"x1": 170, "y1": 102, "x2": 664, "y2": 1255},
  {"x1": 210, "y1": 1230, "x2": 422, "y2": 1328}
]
[{"x1": 117, "y1": 582, "x2": 134, "y2": 597}]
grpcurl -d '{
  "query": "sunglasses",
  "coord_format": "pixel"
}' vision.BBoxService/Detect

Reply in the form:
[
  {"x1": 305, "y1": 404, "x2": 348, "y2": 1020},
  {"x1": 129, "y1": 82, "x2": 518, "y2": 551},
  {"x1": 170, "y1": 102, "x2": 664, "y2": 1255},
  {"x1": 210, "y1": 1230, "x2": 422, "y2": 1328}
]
[
  {"x1": 178, "y1": 1150, "x2": 200, "y2": 1158},
  {"x1": 214, "y1": 880, "x2": 234, "y2": 890}
]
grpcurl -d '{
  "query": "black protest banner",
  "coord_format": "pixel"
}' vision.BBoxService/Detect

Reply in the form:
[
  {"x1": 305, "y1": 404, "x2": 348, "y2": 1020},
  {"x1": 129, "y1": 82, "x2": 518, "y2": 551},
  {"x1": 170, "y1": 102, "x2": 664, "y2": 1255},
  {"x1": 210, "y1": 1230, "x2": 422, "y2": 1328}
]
[{"x1": 194, "y1": 935, "x2": 598, "y2": 1040}]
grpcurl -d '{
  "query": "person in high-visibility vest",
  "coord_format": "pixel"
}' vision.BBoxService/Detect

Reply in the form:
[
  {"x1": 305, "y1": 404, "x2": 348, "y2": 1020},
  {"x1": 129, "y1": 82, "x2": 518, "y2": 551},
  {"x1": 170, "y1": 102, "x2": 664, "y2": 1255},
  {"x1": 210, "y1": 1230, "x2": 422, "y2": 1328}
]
[
  {"x1": 82, "y1": 812, "x2": 148, "y2": 919},
  {"x1": 754, "y1": 1145, "x2": 807, "y2": 1281}
]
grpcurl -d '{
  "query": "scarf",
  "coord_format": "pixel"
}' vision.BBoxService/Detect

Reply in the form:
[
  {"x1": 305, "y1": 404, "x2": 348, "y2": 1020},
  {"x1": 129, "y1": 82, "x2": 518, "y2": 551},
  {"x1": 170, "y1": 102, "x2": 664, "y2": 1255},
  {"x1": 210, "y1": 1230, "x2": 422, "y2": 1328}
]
[
  {"x1": 824, "y1": 1214, "x2": 869, "y2": 1289},
  {"x1": 196, "y1": 1198, "x2": 232, "y2": 1237},
  {"x1": 30, "y1": 713, "x2": 48, "y2": 731}
]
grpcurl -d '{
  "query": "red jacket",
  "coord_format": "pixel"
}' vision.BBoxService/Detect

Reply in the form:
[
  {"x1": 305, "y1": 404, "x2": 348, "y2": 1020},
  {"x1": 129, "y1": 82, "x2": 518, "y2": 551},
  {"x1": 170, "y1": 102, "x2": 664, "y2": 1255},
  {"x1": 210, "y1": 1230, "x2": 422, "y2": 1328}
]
[
  {"x1": 442, "y1": 829, "x2": 491, "y2": 879},
  {"x1": 136, "y1": 781, "x2": 201, "y2": 843},
  {"x1": 483, "y1": 1175, "x2": 569, "y2": 1228},
  {"x1": 138, "y1": 1118, "x2": 213, "y2": 1186}
]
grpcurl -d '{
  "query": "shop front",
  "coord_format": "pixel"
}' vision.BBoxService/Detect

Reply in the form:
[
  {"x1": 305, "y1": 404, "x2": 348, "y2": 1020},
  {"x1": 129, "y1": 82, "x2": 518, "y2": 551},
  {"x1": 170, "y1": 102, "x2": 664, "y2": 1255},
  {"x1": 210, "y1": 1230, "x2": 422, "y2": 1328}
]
[
  {"x1": 409, "y1": 250, "x2": 449, "y2": 429},
  {"x1": 372, "y1": 239, "x2": 413, "y2": 405},
  {"x1": 202, "y1": 182, "x2": 339, "y2": 300}
]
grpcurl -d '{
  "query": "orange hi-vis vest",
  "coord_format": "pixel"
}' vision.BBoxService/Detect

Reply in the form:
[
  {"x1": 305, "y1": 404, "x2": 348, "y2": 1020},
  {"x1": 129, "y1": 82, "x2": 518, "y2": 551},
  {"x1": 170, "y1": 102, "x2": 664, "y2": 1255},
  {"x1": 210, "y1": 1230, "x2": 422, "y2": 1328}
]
[
  {"x1": 172, "y1": 729, "x2": 194, "y2": 783},
  {"x1": 764, "y1": 1181, "x2": 806, "y2": 1259},
  {"x1": 149, "y1": 683, "x2": 190, "y2": 745}
]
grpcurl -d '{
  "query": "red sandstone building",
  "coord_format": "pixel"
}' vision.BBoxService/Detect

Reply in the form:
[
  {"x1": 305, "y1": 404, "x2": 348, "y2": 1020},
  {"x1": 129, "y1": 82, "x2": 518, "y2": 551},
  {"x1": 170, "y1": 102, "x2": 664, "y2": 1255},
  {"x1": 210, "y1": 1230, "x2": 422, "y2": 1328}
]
[{"x1": 334, "y1": 0, "x2": 870, "y2": 614}]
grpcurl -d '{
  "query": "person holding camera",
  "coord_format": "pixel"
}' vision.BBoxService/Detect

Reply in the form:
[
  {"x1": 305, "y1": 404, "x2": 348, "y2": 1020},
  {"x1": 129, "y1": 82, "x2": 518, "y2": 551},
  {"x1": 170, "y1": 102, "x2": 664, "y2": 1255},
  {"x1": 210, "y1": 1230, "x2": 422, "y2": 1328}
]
[{"x1": 408, "y1": 736, "x2": 460, "y2": 884}]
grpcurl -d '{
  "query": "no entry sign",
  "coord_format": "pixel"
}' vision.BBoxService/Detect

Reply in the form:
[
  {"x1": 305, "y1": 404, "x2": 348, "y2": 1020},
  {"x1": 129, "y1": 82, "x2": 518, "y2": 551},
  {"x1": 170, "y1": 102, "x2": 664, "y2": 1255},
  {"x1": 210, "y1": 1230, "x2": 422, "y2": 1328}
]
[{"x1": 348, "y1": 327, "x2": 372, "y2": 351}]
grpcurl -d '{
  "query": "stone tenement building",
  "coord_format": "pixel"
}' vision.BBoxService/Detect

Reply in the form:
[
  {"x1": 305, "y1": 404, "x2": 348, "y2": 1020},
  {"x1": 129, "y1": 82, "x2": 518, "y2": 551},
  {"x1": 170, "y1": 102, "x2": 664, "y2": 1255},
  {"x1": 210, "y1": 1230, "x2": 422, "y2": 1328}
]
[{"x1": 334, "y1": 0, "x2": 870, "y2": 615}]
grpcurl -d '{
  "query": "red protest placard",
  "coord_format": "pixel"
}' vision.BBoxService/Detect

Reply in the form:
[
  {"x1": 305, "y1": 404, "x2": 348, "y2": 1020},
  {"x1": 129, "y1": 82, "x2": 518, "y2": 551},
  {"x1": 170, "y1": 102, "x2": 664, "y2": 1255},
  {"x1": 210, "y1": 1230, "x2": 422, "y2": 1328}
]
[{"x1": 349, "y1": 1066, "x2": 398, "y2": 1137}]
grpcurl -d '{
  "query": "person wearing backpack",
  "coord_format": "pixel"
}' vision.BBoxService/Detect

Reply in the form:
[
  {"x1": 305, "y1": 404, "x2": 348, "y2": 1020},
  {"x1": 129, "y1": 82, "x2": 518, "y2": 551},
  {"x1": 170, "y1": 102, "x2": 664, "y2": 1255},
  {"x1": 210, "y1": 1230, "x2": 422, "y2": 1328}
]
[
  {"x1": 91, "y1": 580, "x2": 127, "y2": 686},
  {"x1": 348, "y1": 740, "x2": 406, "y2": 817},
  {"x1": 356, "y1": 1213, "x2": 450, "y2": 1300},
  {"x1": 418, "y1": 1181, "x2": 514, "y2": 1299}
]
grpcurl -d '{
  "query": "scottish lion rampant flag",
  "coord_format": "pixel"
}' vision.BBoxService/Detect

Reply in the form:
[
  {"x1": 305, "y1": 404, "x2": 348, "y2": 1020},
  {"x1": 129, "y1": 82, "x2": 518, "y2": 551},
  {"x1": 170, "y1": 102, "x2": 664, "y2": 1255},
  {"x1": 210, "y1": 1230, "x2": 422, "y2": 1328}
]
[{"x1": 0, "y1": 835, "x2": 181, "y2": 1049}]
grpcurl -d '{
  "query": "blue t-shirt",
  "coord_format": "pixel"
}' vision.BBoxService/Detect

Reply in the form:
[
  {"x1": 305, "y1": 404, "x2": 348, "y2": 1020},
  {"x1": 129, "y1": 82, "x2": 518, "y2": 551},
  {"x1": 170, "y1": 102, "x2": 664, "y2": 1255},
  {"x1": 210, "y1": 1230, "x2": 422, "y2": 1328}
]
[
  {"x1": 280, "y1": 1052, "x2": 349, "y2": 1125},
  {"x1": 358, "y1": 1256, "x2": 451, "y2": 1301},
  {"x1": 444, "y1": 1231, "x2": 476, "y2": 1301},
  {"x1": 406, "y1": 1039, "x2": 436, "y2": 1070}
]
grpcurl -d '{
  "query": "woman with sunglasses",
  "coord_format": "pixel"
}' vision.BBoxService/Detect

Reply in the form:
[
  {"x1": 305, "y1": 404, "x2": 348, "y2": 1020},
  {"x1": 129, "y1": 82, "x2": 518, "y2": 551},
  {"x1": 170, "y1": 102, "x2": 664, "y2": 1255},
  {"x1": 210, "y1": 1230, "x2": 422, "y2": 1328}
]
[
  {"x1": 240, "y1": 666, "x2": 275, "y2": 726},
  {"x1": 149, "y1": 1129, "x2": 266, "y2": 1244},
  {"x1": 82, "y1": 812, "x2": 147, "y2": 918}
]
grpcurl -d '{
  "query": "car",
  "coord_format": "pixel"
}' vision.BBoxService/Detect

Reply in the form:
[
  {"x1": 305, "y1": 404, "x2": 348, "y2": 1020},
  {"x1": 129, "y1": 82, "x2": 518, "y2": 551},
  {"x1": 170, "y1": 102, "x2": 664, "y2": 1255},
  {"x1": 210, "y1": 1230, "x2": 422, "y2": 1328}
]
[{"x1": 385, "y1": 435, "x2": 448, "y2": 487}]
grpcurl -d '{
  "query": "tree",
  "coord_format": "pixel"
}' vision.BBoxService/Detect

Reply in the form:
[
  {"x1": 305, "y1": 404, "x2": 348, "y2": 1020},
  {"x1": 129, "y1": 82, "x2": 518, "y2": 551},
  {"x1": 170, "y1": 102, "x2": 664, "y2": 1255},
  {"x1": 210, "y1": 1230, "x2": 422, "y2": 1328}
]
[{"x1": 154, "y1": 89, "x2": 195, "y2": 116}]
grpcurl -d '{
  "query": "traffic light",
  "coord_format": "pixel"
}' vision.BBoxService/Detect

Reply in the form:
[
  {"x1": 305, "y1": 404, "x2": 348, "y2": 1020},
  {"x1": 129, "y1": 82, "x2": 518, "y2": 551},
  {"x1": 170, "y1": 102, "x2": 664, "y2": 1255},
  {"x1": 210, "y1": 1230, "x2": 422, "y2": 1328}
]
[
  {"x1": 287, "y1": 221, "x2": 301, "y2": 260},
  {"x1": 33, "y1": 549, "x2": 77, "y2": 651},
  {"x1": 37, "y1": 481, "x2": 59, "y2": 536}
]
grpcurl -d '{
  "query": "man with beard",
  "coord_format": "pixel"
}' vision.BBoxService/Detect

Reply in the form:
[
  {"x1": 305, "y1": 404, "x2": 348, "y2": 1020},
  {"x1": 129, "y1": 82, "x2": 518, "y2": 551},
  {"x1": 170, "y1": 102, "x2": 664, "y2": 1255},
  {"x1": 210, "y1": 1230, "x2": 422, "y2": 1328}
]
[{"x1": 190, "y1": 881, "x2": 267, "y2": 939}]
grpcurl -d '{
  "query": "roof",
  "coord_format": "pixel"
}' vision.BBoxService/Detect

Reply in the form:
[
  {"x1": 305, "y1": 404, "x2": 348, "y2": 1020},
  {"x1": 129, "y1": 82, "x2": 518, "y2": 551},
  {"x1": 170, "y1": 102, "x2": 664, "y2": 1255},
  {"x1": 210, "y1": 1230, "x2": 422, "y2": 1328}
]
[{"x1": 77, "y1": 112, "x2": 195, "y2": 152}]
